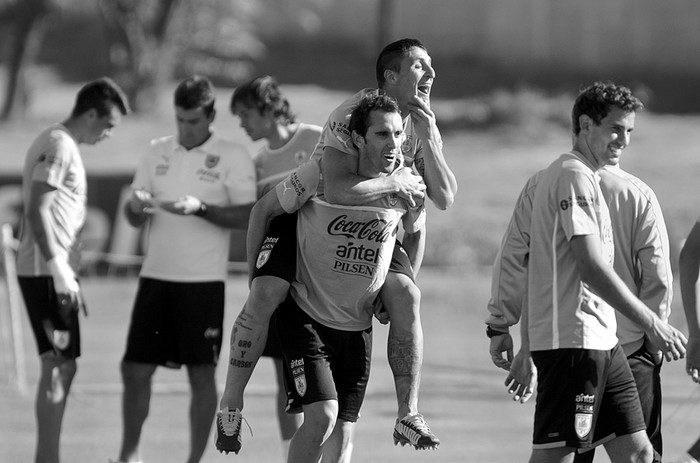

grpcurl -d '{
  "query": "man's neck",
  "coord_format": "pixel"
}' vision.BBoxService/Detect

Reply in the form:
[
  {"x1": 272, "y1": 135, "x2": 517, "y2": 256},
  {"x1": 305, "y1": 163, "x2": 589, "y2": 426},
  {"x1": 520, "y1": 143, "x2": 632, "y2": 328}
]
[
  {"x1": 267, "y1": 123, "x2": 296, "y2": 150},
  {"x1": 61, "y1": 118, "x2": 83, "y2": 144}
]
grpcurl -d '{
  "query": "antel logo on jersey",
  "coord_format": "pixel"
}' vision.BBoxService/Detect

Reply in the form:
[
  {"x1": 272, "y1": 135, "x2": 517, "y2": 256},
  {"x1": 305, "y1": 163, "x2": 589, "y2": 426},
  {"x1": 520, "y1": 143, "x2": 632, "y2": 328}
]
[{"x1": 327, "y1": 215, "x2": 393, "y2": 243}]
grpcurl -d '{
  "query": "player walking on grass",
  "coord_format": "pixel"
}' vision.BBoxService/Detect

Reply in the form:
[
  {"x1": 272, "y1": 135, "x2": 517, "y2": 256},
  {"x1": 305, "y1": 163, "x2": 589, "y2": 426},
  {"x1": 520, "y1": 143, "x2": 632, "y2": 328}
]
[
  {"x1": 112, "y1": 75, "x2": 256, "y2": 463},
  {"x1": 216, "y1": 37, "x2": 455, "y2": 457},
  {"x1": 487, "y1": 165, "x2": 673, "y2": 462},
  {"x1": 245, "y1": 92, "x2": 423, "y2": 463},
  {"x1": 16, "y1": 77, "x2": 129, "y2": 463},
  {"x1": 218, "y1": 75, "x2": 322, "y2": 458},
  {"x1": 488, "y1": 81, "x2": 686, "y2": 463}
]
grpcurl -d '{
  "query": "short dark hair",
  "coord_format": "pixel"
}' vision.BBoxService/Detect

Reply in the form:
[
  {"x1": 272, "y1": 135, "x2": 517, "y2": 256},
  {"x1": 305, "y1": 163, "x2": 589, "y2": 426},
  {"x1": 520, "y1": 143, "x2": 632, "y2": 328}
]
[
  {"x1": 70, "y1": 77, "x2": 130, "y2": 118},
  {"x1": 375, "y1": 38, "x2": 427, "y2": 88},
  {"x1": 230, "y1": 75, "x2": 296, "y2": 124},
  {"x1": 349, "y1": 91, "x2": 401, "y2": 138},
  {"x1": 174, "y1": 75, "x2": 216, "y2": 117},
  {"x1": 571, "y1": 81, "x2": 644, "y2": 135}
]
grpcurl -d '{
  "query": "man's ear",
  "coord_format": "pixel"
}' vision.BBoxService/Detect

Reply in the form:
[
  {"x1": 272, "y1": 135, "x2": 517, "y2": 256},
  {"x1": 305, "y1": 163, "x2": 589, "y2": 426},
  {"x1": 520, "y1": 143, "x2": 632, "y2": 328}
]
[
  {"x1": 579, "y1": 114, "x2": 592, "y2": 133},
  {"x1": 208, "y1": 108, "x2": 217, "y2": 123},
  {"x1": 384, "y1": 69, "x2": 397, "y2": 84},
  {"x1": 351, "y1": 130, "x2": 364, "y2": 149}
]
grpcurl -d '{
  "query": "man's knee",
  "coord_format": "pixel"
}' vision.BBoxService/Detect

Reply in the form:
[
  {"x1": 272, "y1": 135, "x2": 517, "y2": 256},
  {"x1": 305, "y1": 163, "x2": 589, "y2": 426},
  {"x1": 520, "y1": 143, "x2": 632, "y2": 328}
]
[
  {"x1": 381, "y1": 272, "x2": 421, "y2": 317},
  {"x1": 302, "y1": 400, "x2": 339, "y2": 441},
  {"x1": 120, "y1": 361, "x2": 156, "y2": 386},
  {"x1": 248, "y1": 276, "x2": 291, "y2": 316},
  {"x1": 187, "y1": 364, "x2": 217, "y2": 393}
]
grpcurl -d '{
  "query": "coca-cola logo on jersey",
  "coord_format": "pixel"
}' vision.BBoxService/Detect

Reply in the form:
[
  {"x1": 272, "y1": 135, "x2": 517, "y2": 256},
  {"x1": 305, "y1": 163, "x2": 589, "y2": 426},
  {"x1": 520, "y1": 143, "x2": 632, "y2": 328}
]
[{"x1": 327, "y1": 215, "x2": 394, "y2": 243}]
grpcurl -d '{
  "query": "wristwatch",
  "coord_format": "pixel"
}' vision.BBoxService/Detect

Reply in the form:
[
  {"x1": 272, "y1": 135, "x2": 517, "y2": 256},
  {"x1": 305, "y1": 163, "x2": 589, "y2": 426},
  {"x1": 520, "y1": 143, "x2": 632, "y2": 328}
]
[
  {"x1": 486, "y1": 326, "x2": 507, "y2": 338},
  {"x1": 194, "y1": 202, "x2": 208, "y2": 217}
]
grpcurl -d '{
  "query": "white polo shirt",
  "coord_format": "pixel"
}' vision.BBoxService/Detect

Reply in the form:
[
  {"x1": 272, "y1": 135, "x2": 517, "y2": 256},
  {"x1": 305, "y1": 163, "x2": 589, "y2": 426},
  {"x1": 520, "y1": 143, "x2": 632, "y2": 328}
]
[
  {"x1": 254, "y1": 122, "x2": 322, "y2": 197},
  {"x1": 276, "y1": 160, "x2": 425, "y2": 331},
  {"x1": 17, "y1": 124, "x2": 86, "y2": 276},
  {"x1": 131, "y1": 134, "x2": 256, "y2": 281},
  {"x1": 528, "y1": 151, "x2": 617, "y2": 351}
]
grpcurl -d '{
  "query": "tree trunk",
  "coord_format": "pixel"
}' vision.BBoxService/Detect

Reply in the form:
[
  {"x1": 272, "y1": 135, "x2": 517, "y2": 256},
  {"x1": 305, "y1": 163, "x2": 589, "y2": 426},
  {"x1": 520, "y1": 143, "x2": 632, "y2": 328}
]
[{"x1": 0, "y1": 0, "x2": 52, "y2": 121}]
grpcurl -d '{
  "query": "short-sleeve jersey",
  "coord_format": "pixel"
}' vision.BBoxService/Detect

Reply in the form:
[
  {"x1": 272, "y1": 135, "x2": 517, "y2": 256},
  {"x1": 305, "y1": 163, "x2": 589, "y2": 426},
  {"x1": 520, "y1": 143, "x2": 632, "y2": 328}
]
[
  {"x1": 528, "y1": 151, "x2": 617, "y2": 351},
  {"x1": 131, "y1": 134, "x2": 256, "y2": 281},
  {"x1": 599, "y1": 165, "x2": 672, "y2": 353},
  {"x1": 17, "y1": 124, "x2": 86, "y2": 276},
  {"x1": 254, "y1": 122, "x2": 322, "y2": 197},
  {"x1": 311, "y1": 89, "x2": 442, "y2": 176},
  {"x1": 275, "y1": 160, "x2": 425, "y2": 331}
]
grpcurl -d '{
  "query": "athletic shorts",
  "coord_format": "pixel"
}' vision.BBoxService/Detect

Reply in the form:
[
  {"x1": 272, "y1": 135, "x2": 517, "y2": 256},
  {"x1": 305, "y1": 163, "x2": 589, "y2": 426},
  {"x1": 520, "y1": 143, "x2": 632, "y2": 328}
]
[
  {"x1": 389, "y1": 240, "x2": 415, "y2": 282},
  {"x1": 252, "y1": 212, "x2": 298, "y2": 282},
  {"x1": 531, "y1": 346, "x2": 645, "y2": 451},
  {"x1": 572, "y1": 346, "x2": 663, "y2": 463},
  {"x1": 123, "y1": 278, "x2": 224, "y2": 368},
  {"x1": 18, "y1": 276, "x2": 82, "y2": 359},
  {"x1": 277, "y1": 295, "x2": 372, "y2": 422}
]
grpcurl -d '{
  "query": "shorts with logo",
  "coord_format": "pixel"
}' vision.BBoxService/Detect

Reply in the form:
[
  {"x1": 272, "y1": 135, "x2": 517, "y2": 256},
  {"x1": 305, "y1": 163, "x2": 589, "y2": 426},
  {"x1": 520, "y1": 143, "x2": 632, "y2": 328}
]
[
  {"x1": 574, "y1": 345, "x2": 663, "y2": 463},
  {"x1": 251, "y1": 212, "x2": 297, "y2": 358},
  {"x1": 277, "y1": 294, "x2": 372, "y2": 422},
  {"x1": 19, "y1": 276, "x2": 82, "y2": 359},
  {"x1": 123, "y1": 277, "x2": 224, "y2": 368},
  {"x1": 531, "y1": 345, "x2": 645, "y2": 451}
]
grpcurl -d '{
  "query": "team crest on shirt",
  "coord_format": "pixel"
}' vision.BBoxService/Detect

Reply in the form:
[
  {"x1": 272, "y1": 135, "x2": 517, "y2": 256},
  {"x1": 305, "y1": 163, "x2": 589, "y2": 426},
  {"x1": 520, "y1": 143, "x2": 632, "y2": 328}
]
[
  {"x1": 205, "y1": 154, "x2": 220, "y2": 168},
  {"x1": 574, "y1": 413, "x2": 592, "y2": 438},
  {"x1": 256, "y1": 249, "x2": 271, "y2": 269},
  {"x1": 389, "y1": 193, "x2": 399, "y2": 206},
  {"x1": 290, "y1": 358, "x2": 306, "y2": 397}
]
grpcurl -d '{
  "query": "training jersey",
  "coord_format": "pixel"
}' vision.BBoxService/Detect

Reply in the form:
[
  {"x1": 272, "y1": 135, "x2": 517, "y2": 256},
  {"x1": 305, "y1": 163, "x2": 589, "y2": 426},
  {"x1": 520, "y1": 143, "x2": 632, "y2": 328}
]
[
  {"x1": 254, "y1": 123, "x2": 322, "y2": 197},
  {"x1": 275, "y1": 159, "x2": 425, "y2": 331},
  {"x1": 599, "y1": 165, "x2": 672, "y2": 354},
  {"x1": 131, "y1": 134, "x2": 256, "y2": 282},
  {"x1": 486, "y1": 165, "x2": 672, "y2": 354},
  {"x1": 17, "y1": 124, "x2": 86, "y2": 276},
  {"x1": 528, "y1": 151, "x2": 617, "y2": 351},
  {"x1": 311, "y1": 89, "x2": 442, "y2": 177}
]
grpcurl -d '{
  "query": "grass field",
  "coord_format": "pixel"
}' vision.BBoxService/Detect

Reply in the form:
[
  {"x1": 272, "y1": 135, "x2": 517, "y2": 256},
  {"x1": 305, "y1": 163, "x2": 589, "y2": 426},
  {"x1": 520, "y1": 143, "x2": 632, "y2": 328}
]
[
  {"x1": 1, "y1": 270, "x2": 700, "y2": 463},
  {"x1": 3, "y1": 79, "x2": 700, "y2": 461}
]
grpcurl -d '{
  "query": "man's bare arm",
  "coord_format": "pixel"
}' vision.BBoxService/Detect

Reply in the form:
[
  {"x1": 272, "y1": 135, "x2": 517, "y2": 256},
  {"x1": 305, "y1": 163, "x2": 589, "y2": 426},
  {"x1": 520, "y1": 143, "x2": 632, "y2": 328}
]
[
  {"x1": 26, "y1": 181, "x2": 60, "y2": 261},
  {"x1": 571, "y1": 234, "x2": 686, "y2": 361},
  {"x1": 407, "y1": 95, "x2": 457, "y2": 210},
  {"x1": 321, "y1": 147, "x2": 425, "y2": 206},
  {"x1": 160, "y1": 196, "x2": 254, "y2": 230}
]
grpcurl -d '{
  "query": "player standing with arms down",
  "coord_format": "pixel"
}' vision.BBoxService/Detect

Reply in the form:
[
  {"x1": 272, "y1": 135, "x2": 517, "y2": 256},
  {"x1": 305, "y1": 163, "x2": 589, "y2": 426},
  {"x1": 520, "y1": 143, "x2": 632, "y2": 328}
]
[
  {"x1": 216, "y1": 37, "x2": 455, "y2": 456},
  {"x1": 219, "y1": 75, "x2": 321, "y2": 458},
  {"x1": 112, "y1": 75, "x2": 256, "y2": 463},
  {"x1": 17, "y1": 77, "x2": 129, "y2": 463}
]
